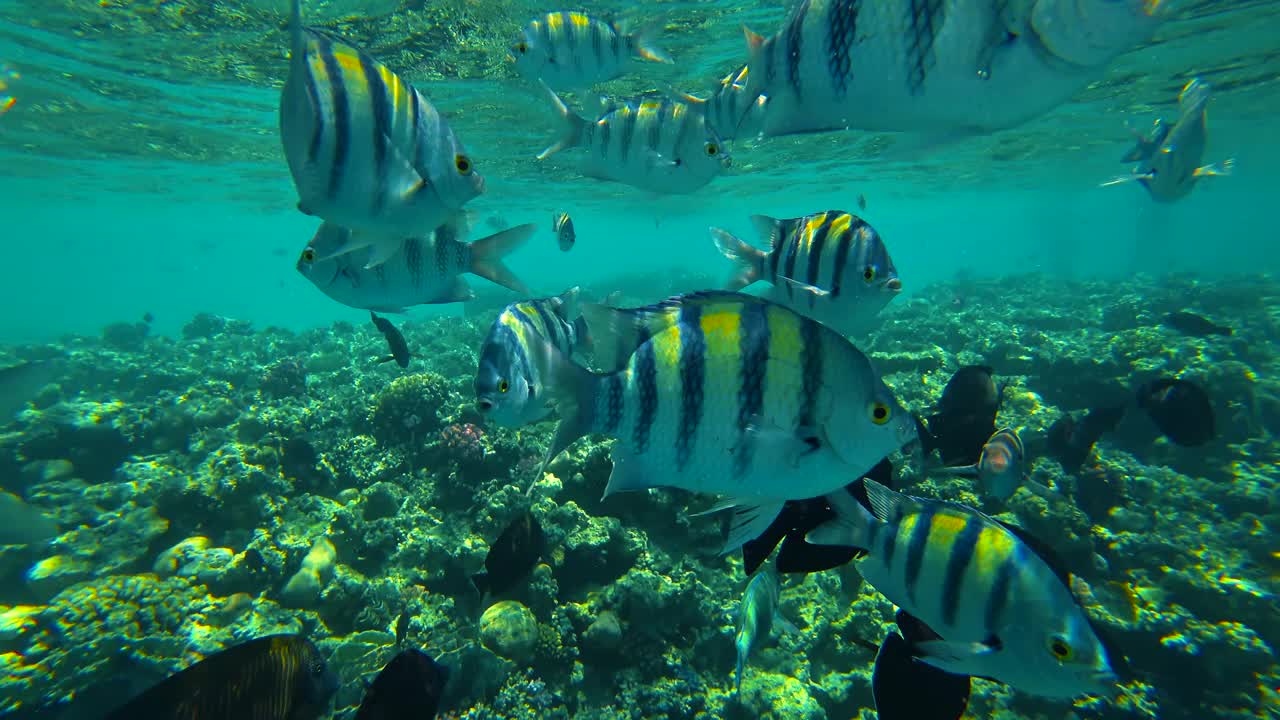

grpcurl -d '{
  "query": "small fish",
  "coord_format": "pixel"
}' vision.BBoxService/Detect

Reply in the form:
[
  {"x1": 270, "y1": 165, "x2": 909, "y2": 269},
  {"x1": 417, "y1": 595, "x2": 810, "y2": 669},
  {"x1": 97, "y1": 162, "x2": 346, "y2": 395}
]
[
  {"x1": 670, "y1": 64, "x2": 768, "y2": 142},
  {"x1": 1136, "y1": 378, "x2": 1215, "y2": 447},
  {"x1": 297, "y1": 219, "x2": 534, "y2": 312},
  {"x1": 395, "y1": 610, "x2": 411, "y2": 647},
  {"x1": 475, "y1": 287, "x2": 592, "y2": 428},
  {"x1": 917, "y1": 366, "x2": 1004, "y2": 467},
  {"x1": 0, "y1": 490, "x2": 58, "y2": 546},
  {"x1": 142, "y1": 312, "x2": 155, "y2": 324},
  {"x1": 0, "y1": 63, "x2": 17, "y2": 116},
  {"x1": 710, "y1": 210, "x2": 902, "y2": 337},
  {"x1": 872, "y1": 610, "x2": 971, "y2": 720},
  {"x1": 1163, "y1": 311, "x2": 1232, "y2": 337},
  {"x1": 741, "y1": 0, "x2": 1163, "y2": 138},
  {"x1": 279, "y1": 0, "x2": 484, "y2": 268},
  {"x1": 734, "y1": 569, "x2": 794, "y2": 695},
  {"x1": 1101, "y1": 78, "x2": 1233, "y2": 201},
  {"x1": 941, "y1": 427, "x2": 1041, "y2": 501},
  {"x1": 355, "y1": 648, "x2": 449, "y2": 720},
  {"x1": 538, "y1": 86, "x2": 731, "y2": 195},
  {"x1": 809, "y1": 480, "x2": 1119, "y2": 699},
  {"x1": 540, "y1": 291, "x2": 916, "y2": 553},
  {"x1": 472, "y1": 510, "x2": 546, "y2": 598},
  {"x1": 0, "y1": 359, "x2": 62, "y2": 422},
  {"x1": 553, "y1": 212, "x2": 575, "y2": 252},
  {"x1": 857, "y1": 193, "x2": 866, "y2": 211},
  {"x1": 371, "y1": 311, "x2": 411, "y2": 368},
  {"x1": 511, "y1": 12, "x2": 670, "y2": 91},
  {"x1": 104, "y1": 634, "x2": 338, "y2": 720}
]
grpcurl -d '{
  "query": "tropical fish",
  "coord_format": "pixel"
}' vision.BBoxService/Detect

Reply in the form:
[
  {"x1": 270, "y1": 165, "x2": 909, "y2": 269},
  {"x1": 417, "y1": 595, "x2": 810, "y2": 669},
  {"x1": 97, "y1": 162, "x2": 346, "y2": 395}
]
[
  {"x1": 538, "y1": 86, "x2": 731, "y2": 194},
  {"x1": 370, "y1": 311, "x2": 411, "y2": 368},
  {"x1": 1136, "y1": 378, "x2": 1215, "y2": 447},
  {"x1": 104, "y1": 634, "x2": 338, "y2": 720},
  {"x1": 542, "y1": 291, "x2": 916, "y2": 552},
  {"x1": 670, "y1": 64, "x2": 768, "y2": 142},
  {"x1": 1045, "y1": 405, "x2": 1126, "y2": 473},
  {"x1": 1163, "y1": 311, "x2": 1232, "y2": 337},
  {"x1": 472, "y1": 510, "x2": 546, "y2": 599},
  {"x1": 741, "y1": 0, "x2": 1164, "y2": 138},
  {"x1": 0, "y1": 490, "x2": 58, "y2": 546},
  {"x1": 395, "y1": 610, "x2": 411, "y2": 647},
  {"x1": 734, "y1": 569, "x2": 794, "y2": 695},
  {"x1": 0, "y1": 359, "x2": 62, "y2": 422},
  {"x1": 553, "y1": 212, "x2": 575, "y2": 252},
  {"x1": 474, "y1": 287, "x2": 593, "y2": 428},
  {"x1": 809, "y1": 480, "x2": 1118, "y2": 699},
  {"x1": 296, "y1": 220, "x2": 534, "y2": 312},
  {"x1": 710, "y1": 210, "x2": 901, "y2": 337},
  {"x1": 511, "y1": 12, "x2": 670, "y2": 91},
  {"x1": 916, "y1": 365, "x2": 1003, "y2": 467},
  {"x1": 872, "y1": 610, "x2": 971, "y2": 720},
  {"x1": 941, "y1": 427, "x2": 1040, "y2": 501},
  {"x1": 354, "y1": 648, "x2": 450, "y2": 720},
  {"x1": 1102, "y1": 78, "x2": 1233, "y2": 202},
  {"x1": 279, "y1": 0, "x2": 483, "y2": 268}
]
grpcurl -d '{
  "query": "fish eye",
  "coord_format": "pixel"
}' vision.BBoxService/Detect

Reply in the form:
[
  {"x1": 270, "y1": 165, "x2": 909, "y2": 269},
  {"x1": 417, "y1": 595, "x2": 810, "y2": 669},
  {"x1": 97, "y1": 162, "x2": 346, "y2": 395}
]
[
  {"x1": 499, "y1": 379, "x2": 509, "y2": 394},
  {"x1": 310, "y1": 660, "x2": 325, "y2": 676},
  {"x1": 301, "y1": 247, "x2": 316, "y2": 263},
  {"x1": 516, "y1": 41, "x2": 528, "y2": 54},
  {"x1": 863, "y1": 265, "x2": 876, "y2": 282},
  {"x1": 704, "y1": 142, "x2": 719, "y2": 157},
  {"x1": 869, "y1": 402, "x2": 891, "y2": 425},
  {"x1": 455, "y1": 154, "x2": 472, "y2": 174},
  {"x1": 1048, "y1": 635, "x2": 1075, "y2": 662}
]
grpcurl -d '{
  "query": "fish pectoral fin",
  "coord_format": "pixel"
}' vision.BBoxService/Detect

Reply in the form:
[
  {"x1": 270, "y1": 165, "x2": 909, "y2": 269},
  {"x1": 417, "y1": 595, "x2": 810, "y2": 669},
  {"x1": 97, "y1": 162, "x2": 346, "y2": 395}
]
[
  {"x1": 776, "y1": 277, "x2": 832, "y2": 300},
  {"x1": 602, "y1": 452, "x2": 653, "y2": 496},
  {"x1": 718, "y1": 499, "x2": 787, "y2": 555},
  {"x1": 362, "y1": 236, "x2": 408, "y2": 270},
  {"x1": 939, "y1": 462, "x2": 979, "y2": 477},
  {"x1": 1193, "y1": 158, "x2": 1234, "y2": 177},
  {"x1": 912, "y1": 638, "x2": 1001, "y2": 669},
  {"x1": 742, "y1": 418, "x2": 823, "y2": 467},
  {"x1": 1098, "y1": 173, "x2": 1151, "y2": 187}
]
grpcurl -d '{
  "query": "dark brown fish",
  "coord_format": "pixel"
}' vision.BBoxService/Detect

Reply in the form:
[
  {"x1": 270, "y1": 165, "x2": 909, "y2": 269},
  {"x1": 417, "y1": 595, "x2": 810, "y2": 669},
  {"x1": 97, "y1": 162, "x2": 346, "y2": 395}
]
[
  {"x1": 395, "y1": 610, "x2": 411, "y2": 647},
  {"x1": 471, "y1": 510, "x2": 545, "y2": 597},
  {"x1": 1137, "y1": 378, "x2": 1215, "y2": 447},
  {"x1": 371, "y1": 311, "x2": 411, "y2": 368},
  {"x1": 354, "y1": 648, "x2": 450, "y2": 720},
  {"x1": 918, "y1": 365, "x2": 1003, "y2": 466},
  {"x1": 1163, "y1": 311, "x2": 1232, "y2": 338},
  {"x1": 104, "y1": 634, "x2": 337, "y2": 720}
]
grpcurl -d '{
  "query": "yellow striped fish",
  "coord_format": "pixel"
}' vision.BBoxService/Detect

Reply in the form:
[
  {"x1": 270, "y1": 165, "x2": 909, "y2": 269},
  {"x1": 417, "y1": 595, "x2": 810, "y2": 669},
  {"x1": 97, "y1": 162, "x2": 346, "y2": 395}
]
[
  {"x1": 670, "y1": 64, "x2": 769, "y2": 142},
  {"x1": 511, "y1": 12, "x2": 670, "y2": 91},
  {"x1": 538, "y1": 87, "x2": 731, "y2": 194},
  {"x1": 541, "y1": 291, "x2": 915, "y2": 551},
  {"x1": 711, "y1": 210, "x2": 901, "y2": 336},
  {"x1": 279, "y1": 0, "x2": 483, "y2": 269},
  {"x1": 810, "y1": 479, "x2": 1118, "y2": 699},
  {"x1": 104, "y1": 634, "x2": 337, "y2": 720}
]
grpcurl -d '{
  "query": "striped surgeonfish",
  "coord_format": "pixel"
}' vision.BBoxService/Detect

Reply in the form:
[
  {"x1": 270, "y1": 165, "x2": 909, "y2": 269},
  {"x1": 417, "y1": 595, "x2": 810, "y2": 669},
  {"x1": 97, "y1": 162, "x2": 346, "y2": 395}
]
[
  {"x1": 296, "y1": 219, "x2": 534, "y2": 312},
  {"x1": 538, "y1": 86, "x2": 731, "y2": 195},
  {"x1": 710, "y1": 210, "x2": 901, "y2": 336},
  {"x1": 511, "y1": 12, "x2": 671, "y2": 91},
  {"x1": 940, "y1": 426, "x2": 1057, "y2": 502},
  {"x1": 670, "y1": 64, "x2": 768, "y2": 142},
  {"x1": 540, "y1": 291, "x2": 916, "y2": 551},
  {"x1": 279, "y1": 0, "x2": 484, "y2": 269},
  {"x1": 809, "y1": 479, "x2": 1119, "y2": 699},
  {"x1": 740, "y1": 0, "x2": 1164, "y2": 138},
  {"x1": 475, "y1": 287, "x2": 593, "y2": 428}
]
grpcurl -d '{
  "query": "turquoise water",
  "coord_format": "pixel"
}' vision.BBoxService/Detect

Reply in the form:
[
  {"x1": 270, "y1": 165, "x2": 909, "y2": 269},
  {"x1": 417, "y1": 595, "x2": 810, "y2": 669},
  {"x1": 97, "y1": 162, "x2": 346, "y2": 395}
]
[{"x1": 1, "y1": 1, "x2": 1278, "y2": 719}]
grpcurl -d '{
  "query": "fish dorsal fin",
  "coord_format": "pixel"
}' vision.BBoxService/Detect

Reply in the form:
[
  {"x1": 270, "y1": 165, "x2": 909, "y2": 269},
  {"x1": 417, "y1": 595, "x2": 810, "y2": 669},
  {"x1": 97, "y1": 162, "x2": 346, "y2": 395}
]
[
  {"x1": 861, "y1": 478, "x2": 910, "y2": 523},
  {"x1": 748, "y1": 215, "x2": 785, "y2": 252},
  {"x1": 991, "y1": 518, "x2": 1073, "y2": 587},
  {"x1": 579, "y1": 290, "x2": 756, "y2": 372}
]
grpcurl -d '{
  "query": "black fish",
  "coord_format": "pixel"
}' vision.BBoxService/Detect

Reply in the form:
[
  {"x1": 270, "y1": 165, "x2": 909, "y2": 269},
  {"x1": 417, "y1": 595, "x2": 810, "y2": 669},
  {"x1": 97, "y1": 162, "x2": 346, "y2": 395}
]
[
  {"x1": 918, "y1": 365, "x2": 1002, "y2": 466},
  {"x1": 741, "y1": 458, "x2": 892, "y2": 576},
  {"x1": 1136, "y1": 378, "x2": 1215, "y2": 447},
  {"x1": 143, "y1": 312, "x2": 155, "y2": 324},
  {"x1": 472, "y1": 510, "x2": 545, "y2": 597},
  {"x1": 1045, "y1": 405, "x2": 1126, "y2": 472},
  {"x1": 1163, "y1": 311, "x2": 1232, "y2": 338},
  {"x1": 395, "y1": 610, "x2": 411, "y2": 647},
  {"x1": 872, "y1": 610, "x2": 971, "y2": 720},
  {"x1": 371, "y1": 311, "x2": 411, "y2": 368},
  {"x1": 354, "y1": 648, "x2": 450, "y2": 720},
  {"x1": 104, "y1": 634, "x2": 338, "y2": 720},
  {"x1": 857, "y1": 193, "x2": 867, "y2": 211}
]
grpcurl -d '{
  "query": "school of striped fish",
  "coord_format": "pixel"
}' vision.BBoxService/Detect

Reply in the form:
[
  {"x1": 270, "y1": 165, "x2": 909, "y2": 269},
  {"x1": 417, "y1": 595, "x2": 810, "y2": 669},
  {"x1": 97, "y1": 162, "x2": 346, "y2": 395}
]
[{"x1": 221, "y1": 1, "x2": 1233, "y2": 718}]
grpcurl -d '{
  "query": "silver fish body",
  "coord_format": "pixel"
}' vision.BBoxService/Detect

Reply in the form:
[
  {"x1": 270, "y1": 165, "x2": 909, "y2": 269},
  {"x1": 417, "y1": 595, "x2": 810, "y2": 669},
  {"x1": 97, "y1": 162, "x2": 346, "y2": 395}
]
[
  {"x1": 512, "y1": 12, "x2": 670, "y2": 91},
  {"x1": 743, "y1": 0, "x2": 1164, "y2": 137},
  {"x1": 297, "y1": 220, "x2": 533, "y2": 312},
  {"x1": 711, "y1": 210, "x2": 901, "y2": 336},
  {"x1": 735, "y1": 570, "x2": 781, "y2": 694},
  {"x1": 538, "y1": 86, "x2": 732, "y2": 194},
  {"x1": 279, "y1": 0, "x2": 484, "y2": 267}
]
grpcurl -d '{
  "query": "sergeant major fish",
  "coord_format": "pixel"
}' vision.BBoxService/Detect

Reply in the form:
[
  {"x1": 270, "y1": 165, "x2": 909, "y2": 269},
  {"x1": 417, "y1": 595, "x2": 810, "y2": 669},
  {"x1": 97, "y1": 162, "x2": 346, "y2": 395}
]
[
  {"x1": 279, "y1": 0, "x2": 484, "y2": 269},
  {"x1": 1102, "y1": 78, "x2": 1233, "y2": 202},
  {"x1": 475, "y1": 287, "x2": 593, "y2": 428},
  {"x1": 538, "y1": 85, "x2": 731, "y2": 195},
  {"x1": 297, "y1": 220, "x2": 534, "y2": 312},
  {"x1": 671, "y1": 64, "x2": 768, "y2": 142},
  {"x1": 553, "y1": 212, "x2": 576, "y2": 252},
  {"x1": 741, "y1": 0, "x2": 1164, "y2": 138},
  {"x1": 511, "y1": 12, "x2": 670, "y2": 91},
  {"x1": 809, "y1": 479, "x2": 1118, "y2": 699},
  {"x1": 540, "y1": 291, "x2": 916, "y2": 552},
  {"x1": 710, "y1": 210, "x2": 901, "y2": 336}
]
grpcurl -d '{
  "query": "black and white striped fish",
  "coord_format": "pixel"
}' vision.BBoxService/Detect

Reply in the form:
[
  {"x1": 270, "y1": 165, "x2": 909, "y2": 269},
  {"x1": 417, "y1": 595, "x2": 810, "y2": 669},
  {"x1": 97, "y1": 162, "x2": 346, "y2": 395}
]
[
  {"x1": 474, "y1": 287, "x2": 592, "y2": 428},
  {"x1": 810, "y1": 479, "x2": 1119, "y2": 699},
  {"x1": 538, "y1": 86, "x2": 731, "y2": 194},
  {"x1": 671, "y1": 64, "x2": 769, "y2": 142},
  {"x1": 711, "y1": 210, "x2": 901, "y2": 336},
  {"x1": 741, "y1": 0, "x2": 1165, "y2": 137},
  {"x1": 296, "y1": 220, "x2": 534, "y2": 312},
  {"x1": 541, "y1": 291, "x2": 916, "y2": 551},
  {"x1": 279, "y1": 0, "x2": 484, "y2": 269},
  {"x1": 511, "y1": 12, "x2": 670, "y2": 91},
  {"x1": 552, "y1": 212, "x2": 576, "y2": 252}
]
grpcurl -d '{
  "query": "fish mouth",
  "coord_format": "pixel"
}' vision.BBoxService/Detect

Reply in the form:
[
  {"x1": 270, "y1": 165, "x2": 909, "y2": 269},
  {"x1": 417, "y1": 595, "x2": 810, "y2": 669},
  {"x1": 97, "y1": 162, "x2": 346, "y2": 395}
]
[
  {"x1": 884, "y1": 278, "x2": 902, "y2": 293},
  {"x1": 476, "y1": 397, "x2": 494, "y2": 413}
]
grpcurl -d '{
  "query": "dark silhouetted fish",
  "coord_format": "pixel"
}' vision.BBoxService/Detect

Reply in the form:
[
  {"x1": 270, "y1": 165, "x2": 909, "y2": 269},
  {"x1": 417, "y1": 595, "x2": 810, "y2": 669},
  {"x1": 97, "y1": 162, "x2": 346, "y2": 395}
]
[
  {"x1": 395, "y1": 610, "x2": 411, "y2": 648},
  {"x1": 918, "y1": 365, "x2": 1003, "y2": 466},
  {"x1": 872, "y1": 610, "x2": 971, "y2": 720},
  {"x1": 1136, "y1": 378, "x2": 1215, "y2": 447},
  {"x1": 371, "y1": 311, "x2": 411, "y2": 369},
  {"x1": 1163, "y1": 311, "x2": 1232, "y2": 338},
  {"x1": 472, "y1": 510, "x2": 545, "y2": 598},
  {"x1": 354, "y1": 648, "x2": 450, "y2": 720},
  {"x1": 0, "y1": 489, "x2": 59, "y2": 546},
  {"x1": 0, "y1": 359, "x2": 61, "y2": 422},
  {"x1": 1046, "y1": 405, "x2": 1126, "y2": 472},
  {"x1": 103, "y1": 634, "x2": 338, "y2": 720}
]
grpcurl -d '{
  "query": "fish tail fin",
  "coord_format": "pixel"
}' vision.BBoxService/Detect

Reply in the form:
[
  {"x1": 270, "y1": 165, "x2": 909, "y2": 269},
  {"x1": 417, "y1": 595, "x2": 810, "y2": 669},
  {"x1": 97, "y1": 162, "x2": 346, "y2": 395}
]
[
  {"x1": 1178, "y1": 77, "x2": 1210, "y2": 115},
  {"x1": 467, "y1": 223, "x2": 535, "y2": 295},
  {"x1": 537, "y1": 82, "x2": 586, "y2": 160},
  {"x1": 807, "y1": 482, "x2": 881, "y2": 549},
  {"x1": 625, "y1": 21, "x2": 672, "y2": 64},
  {"x1": 532, "y1": 345, "x2": 601, "y2": 488},
  {"x1": 710, "y1": 227, "x2": 766, "y2": 291},
  {"x1": 1194, "y1": 158, "x2": 1234, "y2": 178},
  {"x1": 734, "y1": 642, "x2": 746, "y2": 695}
]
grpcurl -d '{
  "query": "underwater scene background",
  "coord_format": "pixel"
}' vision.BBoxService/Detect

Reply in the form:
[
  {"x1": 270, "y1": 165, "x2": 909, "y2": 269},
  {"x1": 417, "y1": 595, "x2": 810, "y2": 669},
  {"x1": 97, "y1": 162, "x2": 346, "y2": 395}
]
[{"x1": 0, "y1": 0, "x2": 1277, "y2": 719}]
